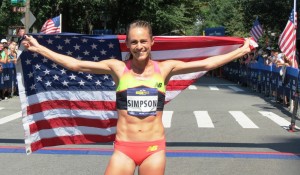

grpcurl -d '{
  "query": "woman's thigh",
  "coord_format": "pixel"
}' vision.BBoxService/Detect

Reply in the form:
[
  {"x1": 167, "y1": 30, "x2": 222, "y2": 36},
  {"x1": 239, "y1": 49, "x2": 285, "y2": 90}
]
[
  {"x1": 138, "y1": 150, "x2": 166, "y2": 175},
  {"x1": 105, "y1": 150, "x2": 136, "y2": 175}
]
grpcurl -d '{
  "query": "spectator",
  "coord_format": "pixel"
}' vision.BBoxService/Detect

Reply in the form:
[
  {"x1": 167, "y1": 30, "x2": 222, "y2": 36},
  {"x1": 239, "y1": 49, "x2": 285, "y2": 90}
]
[{"x1": 276, "y1": 54, "x2": 292, "y2": 107}]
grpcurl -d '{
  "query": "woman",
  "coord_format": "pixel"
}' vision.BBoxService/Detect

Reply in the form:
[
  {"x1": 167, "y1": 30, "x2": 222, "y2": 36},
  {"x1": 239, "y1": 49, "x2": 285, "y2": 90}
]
[{"x1": 22, "y1": 20, "x2": 251, "y2": 175}]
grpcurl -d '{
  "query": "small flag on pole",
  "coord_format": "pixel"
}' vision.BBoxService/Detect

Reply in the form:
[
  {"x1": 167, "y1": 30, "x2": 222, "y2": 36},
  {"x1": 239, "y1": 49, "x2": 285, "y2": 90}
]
[
  {"x1": 40, "y1": 15, "x2": 61, "y2": 34},
  {"x1": 278, "y1": 6, "x2": 298, "y2": 68},
  {"x1": 250, "y1": 18, "x2": 263, "y2": 41}
]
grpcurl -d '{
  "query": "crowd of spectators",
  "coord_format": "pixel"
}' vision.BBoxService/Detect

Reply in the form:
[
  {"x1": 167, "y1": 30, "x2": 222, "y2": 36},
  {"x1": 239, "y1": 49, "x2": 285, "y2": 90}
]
[{"x1": 0, "y1": 27, "x2": 24, "y2": 101}]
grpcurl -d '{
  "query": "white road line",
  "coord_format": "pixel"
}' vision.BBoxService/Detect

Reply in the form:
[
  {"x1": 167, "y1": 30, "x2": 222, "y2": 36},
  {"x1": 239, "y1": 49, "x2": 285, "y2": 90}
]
[
  {"x1": 258, "y1": 111, "x2": 300, "y2": 129},
  {"x1": 209, "y1": 86, "x2": 219, "y2": 91},
  {"x1": 162, "y1": 111, "x2": 173, "y2": 128},
  {"x1": 188, "y1": 85, "x2": 197, "y2": 90},
  {"x1": 0, "y1": 107, "x2": 4, "y2": 110},
  {"x1": 194, "y1": 111, "x2": 214, "y2": 128},
  {"x1": 229, "y1": 111, "x2": 259, "y2": 128},
  {"x1": 228, "y1": 86, "x2": 244, "y2": 92},
  {"x1": 0, "y1": 111, "x2": 22, "y2": 124}
]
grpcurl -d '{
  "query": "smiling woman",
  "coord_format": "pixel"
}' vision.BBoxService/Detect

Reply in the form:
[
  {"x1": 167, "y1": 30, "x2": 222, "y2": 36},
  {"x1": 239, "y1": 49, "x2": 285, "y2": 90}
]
[{"x1": 21, "y1": 20, "x2": 251, "y2": 175}]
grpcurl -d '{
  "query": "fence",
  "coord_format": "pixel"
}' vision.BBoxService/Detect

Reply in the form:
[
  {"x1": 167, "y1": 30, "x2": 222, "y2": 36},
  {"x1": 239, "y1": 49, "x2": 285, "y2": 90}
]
[{"x1": 223, "y1": 61, "x2": 300, "y2": 131}]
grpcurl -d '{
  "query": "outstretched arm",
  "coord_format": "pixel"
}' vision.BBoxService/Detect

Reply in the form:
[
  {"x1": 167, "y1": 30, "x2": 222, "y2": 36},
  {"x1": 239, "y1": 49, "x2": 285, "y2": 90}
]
[
  {"x1": 22, "y1": 35, "x2": 122, "y2": 75},
  {"x1": 161, "y1": 38, "x2": 252, "y2": 77}
]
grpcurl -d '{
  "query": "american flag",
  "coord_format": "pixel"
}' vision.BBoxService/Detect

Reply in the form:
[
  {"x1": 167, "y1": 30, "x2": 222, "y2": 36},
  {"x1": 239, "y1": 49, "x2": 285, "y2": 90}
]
[
  {"x1": 250, "y1": 18, "x2": 263, "y2": 41},
  {"x1": 278, "y1": 8, "x2": 298, "y2": 68},
  {"x1": 16, "y1": 34, "x2": 248, "y2": 154},
  {"x1": 40, "y1": 15, "x2": 61, "y2": 34}
]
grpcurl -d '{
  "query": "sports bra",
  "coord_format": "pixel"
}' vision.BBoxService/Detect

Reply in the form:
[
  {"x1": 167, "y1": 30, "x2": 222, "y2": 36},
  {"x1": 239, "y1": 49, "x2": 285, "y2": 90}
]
[{"x1": 116, "y1": 60, "x2": 166, "y2": 117}]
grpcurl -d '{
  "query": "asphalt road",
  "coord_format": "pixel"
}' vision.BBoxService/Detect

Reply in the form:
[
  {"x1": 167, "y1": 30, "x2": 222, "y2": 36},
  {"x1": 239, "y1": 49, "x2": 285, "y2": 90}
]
[{"x1": 0, "y1": 76, "x2": 299, "y2": 175}]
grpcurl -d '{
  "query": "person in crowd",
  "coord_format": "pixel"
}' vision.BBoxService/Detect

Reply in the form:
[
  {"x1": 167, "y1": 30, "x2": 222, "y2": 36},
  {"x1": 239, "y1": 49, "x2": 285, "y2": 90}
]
[
  {"x1": 276, "y1": 54, "x2": 292, "y2": 107},
  {"x1": 21, "y1": 20, "x2": 252, "y2": 175},
  {"x1": 0, "y1": 42, "x2": 9, "y2": 100}
]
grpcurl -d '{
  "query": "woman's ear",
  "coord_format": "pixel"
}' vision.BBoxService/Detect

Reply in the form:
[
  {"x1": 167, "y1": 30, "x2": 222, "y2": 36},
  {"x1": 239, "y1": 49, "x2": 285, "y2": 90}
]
[{"x1": 151, "y1": 37, "x2": 155, "y2": 46}]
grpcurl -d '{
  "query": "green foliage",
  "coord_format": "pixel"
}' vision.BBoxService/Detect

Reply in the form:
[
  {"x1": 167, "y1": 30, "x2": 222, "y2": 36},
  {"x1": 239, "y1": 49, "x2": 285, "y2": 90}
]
[{"x1": 0, "y1": 0, "x2": 298, "y2": 41}]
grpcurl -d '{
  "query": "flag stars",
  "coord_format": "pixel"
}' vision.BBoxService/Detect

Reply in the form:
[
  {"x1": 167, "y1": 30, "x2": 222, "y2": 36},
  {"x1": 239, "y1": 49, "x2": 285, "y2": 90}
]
[
  {"x1": 62, "y1": 80, "x2": 69, "y2": 86},
  {"x1": 25, "y1": 59, "x2": 31, "y2": 65},
  {"x1": 54, "y1": 35, "x2": 61, "y2": 39},
  {"x1": 45, "y1": 81, "x2": 52, "y2": 87},
  {"x1": 66, "y1": 50, "x2": 73, "y2": 55},
  {"x1": 57, "y1": 45, "x2": 63, "y2": 50},
  {"x1": 86, "y1": 74, "x2": 93, "y2": 80},
  {"x1": 95, "y1": 80, "x2": 102, "y2": 86},
  {"x1": 43, "y1": 69, "x2": 50, "y2": 75},
  {"x1": 108, "y1": 43, "x2": 114, "y2": 48},
  {"x1": 83, "y1": 50, "x2": 90, "y2": 55},
  {"x1": 32, "y1": 53, "x2": 39, "y2": 58},
  {"x1": 100, "y1": 49, "x2": 107, "y2": 55},
  {"x1": 42, "y1": 58, "x2": 48, "y2": 63},
  {"x1": 51, "y1": 63, "x2": 58, "y2": 69},
  {"x1": 28, "y1": 72, "x2": 33, "y2": 78},
  {"x1": 53, "y1": 75, "x2": 59, "y2": 81},
  {"x1": 78, "y1": 80, "x2": 85, "y2": 86},
  {"x1": 99, "y1": 39, "x2": 105, "y2": 42},
  {"x1": 37, "y1": 35, "x2": 43, "y2": 39},
  {"x1": 91, "y1": 43, "x2": 97, "y2": 49},
  {"x1": 69, "y1": 74, "x2": 76, "y2": 80},
  {"x1": 30, "y1": 84, "x2": 36, "y2": 90},
  {"x1": 60, "y1": 69, "x2": 67, "y2": 74},
  {"x1": 46, "y1": 38, "x2": 54, "y2": 44},
  {"x1": 64, "y1": 38, "x2": 71, "y2": 44},
  {"x1": 103, "y1": 75, "x2": 109, "y2": 79},
  {"x1": 74, "y1": 44, "x2": 80, "y2": 50},
  {"x1": 82, "y1": 38, "x2": 88, "y2": 43},
  {"x1": 36, "y1": 76, "x2": 42, "y2": 82},
  {"x1": 34, "y1": 64, "x2": 41, "y2": 70},
  {"x1": 76, "y1": 55, "x2": 83, "y2": 60},
  {"x1": 93, "y1": 55, "x2": 99, "y2": 61},
  {"x1": 111, "y1": 81, "x2": 115, "y2": 86},
  {"x1": 110, "y1": 55, "x2": 116, "y2": 59}
]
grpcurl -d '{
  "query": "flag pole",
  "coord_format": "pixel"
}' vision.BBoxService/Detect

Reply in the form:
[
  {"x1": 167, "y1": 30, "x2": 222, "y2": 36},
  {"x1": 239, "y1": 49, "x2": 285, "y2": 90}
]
[
  {"x1": 60, "y1": 14, "x2": 62, "y2": 33},
  {"x1": 289, "y1": 0, "x2": 299, "y2": 132}
]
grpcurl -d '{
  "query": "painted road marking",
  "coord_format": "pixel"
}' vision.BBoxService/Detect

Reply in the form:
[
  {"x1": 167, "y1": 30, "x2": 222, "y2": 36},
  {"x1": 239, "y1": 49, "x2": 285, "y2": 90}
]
[
  {"x1": 162, "y1": 111, "x2": 173, "y2": 128},
  {"x1": 194, "y1": 111, "x2": 214, "y2": 128},
  {"x1": 209, "y1": 86, "x2": 219, "y2": 91},
  {"x1": 188, "y1": 85, "x2": 197, "y2": 90},
  {"x1": 258, "y1": 111, "x2": 300, "y2": 129},
  {"x1": 0, "y1": 107, "x2": 4, "y2": 110},
  {"x1": 0, "y1": 146, "x2": 299, "y2": 160},
  {"x1": 228, "y1": 86, "x2": 244, "y2": 92},
  {"x1": 0, "y1": 111, "x2": 22, "y2": 124},
  {"x1": 229, "y1": 111, "x2": 259, "y2": 128}
]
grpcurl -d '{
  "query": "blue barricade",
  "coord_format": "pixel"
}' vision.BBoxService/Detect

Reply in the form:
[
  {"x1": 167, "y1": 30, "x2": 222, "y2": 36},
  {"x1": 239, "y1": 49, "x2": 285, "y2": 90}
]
[{"x1": 0, "y1": 63, "x2": 17, "y2": 90}]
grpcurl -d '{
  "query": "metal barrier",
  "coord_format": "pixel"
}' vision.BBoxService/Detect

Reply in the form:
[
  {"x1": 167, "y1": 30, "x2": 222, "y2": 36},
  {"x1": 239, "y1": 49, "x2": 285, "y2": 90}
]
[{"x1": 222, "y1": 62, "x2": 299, "y2": 132}]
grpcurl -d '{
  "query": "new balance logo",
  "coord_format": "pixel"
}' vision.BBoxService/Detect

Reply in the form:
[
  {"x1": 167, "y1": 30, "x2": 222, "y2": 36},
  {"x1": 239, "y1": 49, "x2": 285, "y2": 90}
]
[{"x1": 147, "y1": 145, "x2": 158, "y2": 152}]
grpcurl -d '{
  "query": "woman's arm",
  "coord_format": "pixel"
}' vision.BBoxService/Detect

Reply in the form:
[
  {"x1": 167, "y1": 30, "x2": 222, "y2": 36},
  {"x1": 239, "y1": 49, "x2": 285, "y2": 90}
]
[
  {"x1": 161, "y1": 38, "x2": 251, "y2": 77},
  {"x1": 22, "y1": 35, "x2": 122, "y2": 75}
]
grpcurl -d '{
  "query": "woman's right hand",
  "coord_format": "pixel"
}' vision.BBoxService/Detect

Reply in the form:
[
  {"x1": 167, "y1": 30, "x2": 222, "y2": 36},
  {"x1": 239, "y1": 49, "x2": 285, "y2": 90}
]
[{"x1": 22, "y1": 35, "x2": 41, "y2": 53}]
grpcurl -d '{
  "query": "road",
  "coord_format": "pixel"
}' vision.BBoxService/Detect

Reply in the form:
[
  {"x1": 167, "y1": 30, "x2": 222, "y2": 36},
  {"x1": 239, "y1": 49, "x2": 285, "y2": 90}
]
[{"x1": 0, "y1": 76, "x2": 299, "y2": 175}]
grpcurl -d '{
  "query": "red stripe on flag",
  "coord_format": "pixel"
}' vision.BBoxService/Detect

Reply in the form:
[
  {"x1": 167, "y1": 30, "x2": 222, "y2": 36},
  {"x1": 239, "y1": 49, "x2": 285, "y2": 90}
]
[
  {"x1": 166, "y1": 79, "x2": 197, "y2": 90},
  {"x1": 29, "y1": 117, "x2": 118, "y2": 135},
  {"x1": 27, "y1": 100, "x2": 116, "y2": 115},
  {"x1": 30, "y1": 134, "x2": 115, "y2": 152}
]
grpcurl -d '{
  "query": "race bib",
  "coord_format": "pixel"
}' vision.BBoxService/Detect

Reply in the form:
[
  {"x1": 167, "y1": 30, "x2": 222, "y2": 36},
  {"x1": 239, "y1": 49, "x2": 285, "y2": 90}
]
[{"x1": 127, "y1": 87, "x2": 158, "y2": 117}]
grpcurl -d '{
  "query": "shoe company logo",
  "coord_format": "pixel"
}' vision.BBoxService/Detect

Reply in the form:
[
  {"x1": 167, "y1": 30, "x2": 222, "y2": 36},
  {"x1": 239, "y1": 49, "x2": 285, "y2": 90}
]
[
  {"x1": 147, "y1": 145, "x2": 158, "y2": 152},
  {"x1": 155, "y1": 82, "x2": 162, "y2": 88}
]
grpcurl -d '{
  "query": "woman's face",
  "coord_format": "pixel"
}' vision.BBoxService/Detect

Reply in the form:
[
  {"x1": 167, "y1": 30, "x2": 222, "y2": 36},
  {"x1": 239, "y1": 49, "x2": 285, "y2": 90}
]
[{"x1": 126, "y1": 27, "x2": 154, "y2": 61}]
